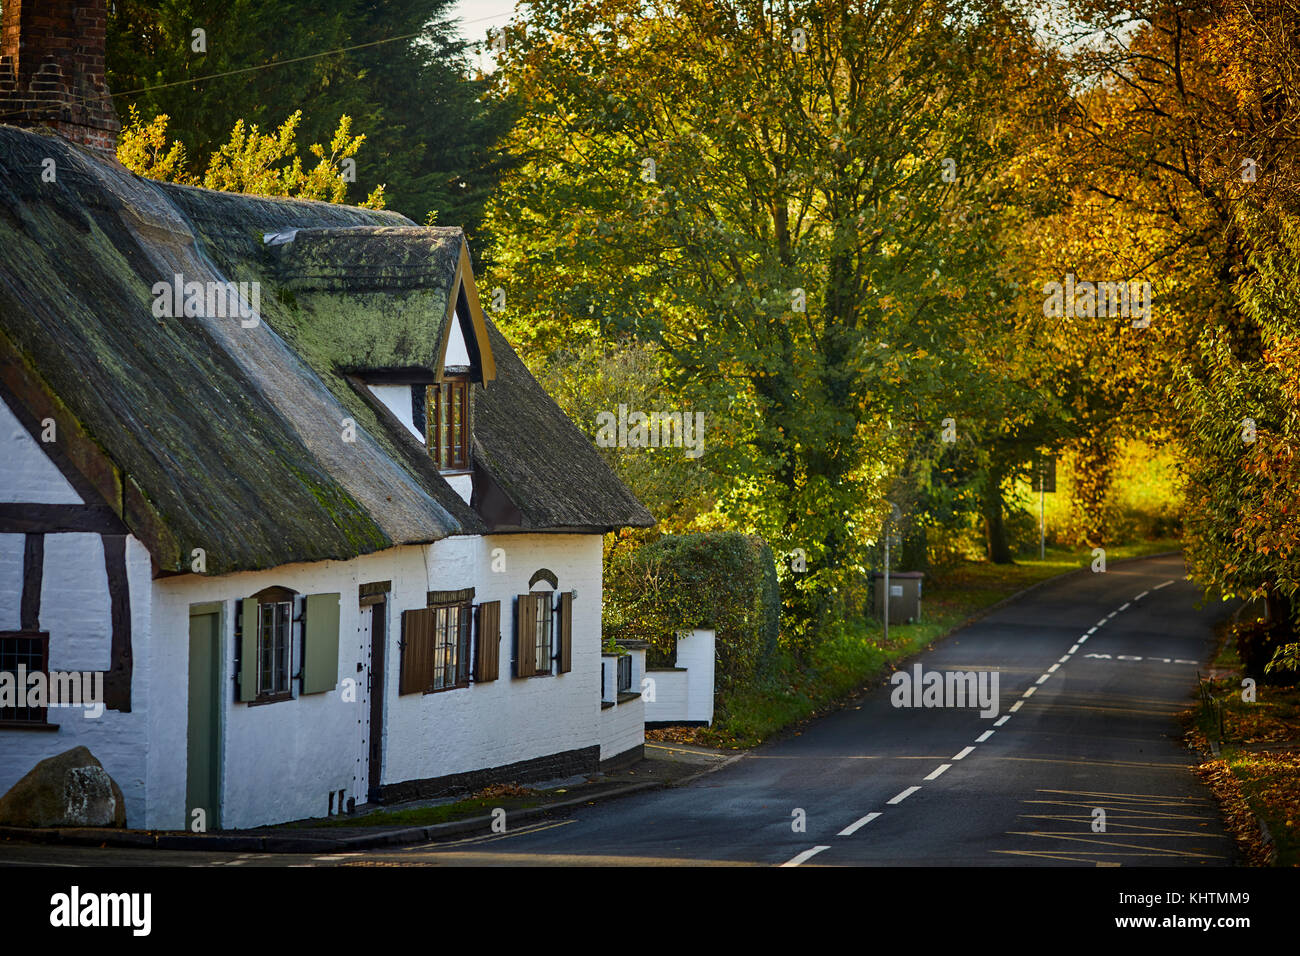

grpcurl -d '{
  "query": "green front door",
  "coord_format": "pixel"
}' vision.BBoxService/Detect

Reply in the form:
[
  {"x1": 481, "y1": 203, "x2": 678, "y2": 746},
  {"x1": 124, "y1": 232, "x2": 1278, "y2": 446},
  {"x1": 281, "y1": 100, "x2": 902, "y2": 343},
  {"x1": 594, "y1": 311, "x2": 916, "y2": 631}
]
[{"x1": 187, "y1": 608, "x2": 222, "y2": 831}]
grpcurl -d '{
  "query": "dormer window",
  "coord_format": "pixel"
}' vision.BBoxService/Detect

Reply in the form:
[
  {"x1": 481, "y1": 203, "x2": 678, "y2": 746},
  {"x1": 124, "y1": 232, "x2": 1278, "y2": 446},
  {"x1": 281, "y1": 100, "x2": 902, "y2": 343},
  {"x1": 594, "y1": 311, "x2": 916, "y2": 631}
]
[{"x1": 429, "y1": 376, "x2": 470, "y2": 471}]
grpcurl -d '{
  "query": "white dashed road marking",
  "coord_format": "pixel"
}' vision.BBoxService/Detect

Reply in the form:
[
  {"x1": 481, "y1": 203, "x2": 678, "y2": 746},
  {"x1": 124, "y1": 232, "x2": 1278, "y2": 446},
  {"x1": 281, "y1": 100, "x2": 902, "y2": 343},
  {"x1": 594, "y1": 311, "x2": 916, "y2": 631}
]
[
  {"x1": 975, "y1": 730, "x2": 994, "y2": 743},
  {"x1": 924, "y1": 764, "x2": 951, "y2": 781},
  {"x1": 953, "y1": 746, "x2": 975, "y2": 760},
  {"x1": 888, "y1": 787, "x2": 921, "y2": 805},
  {"x1": 838, "y1": 813, "x2": 881, "y2": 836},
  {"x1": 994, "y1": 715, "x2": 1009, "y2": 726},
  {"x1": 782, "y1": 845, "x2": 830, "y2": 867},
  {"x1": 1009, "y1": 700, "x2": 1023, "y2": 712}
]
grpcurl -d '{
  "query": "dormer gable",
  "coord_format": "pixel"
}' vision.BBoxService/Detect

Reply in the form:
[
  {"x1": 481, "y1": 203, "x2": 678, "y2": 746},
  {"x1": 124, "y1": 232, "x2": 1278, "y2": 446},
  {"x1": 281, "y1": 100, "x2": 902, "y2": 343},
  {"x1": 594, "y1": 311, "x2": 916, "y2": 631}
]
[{"x1": 434, "y1": 239, "x2": 496, "y2": 386}]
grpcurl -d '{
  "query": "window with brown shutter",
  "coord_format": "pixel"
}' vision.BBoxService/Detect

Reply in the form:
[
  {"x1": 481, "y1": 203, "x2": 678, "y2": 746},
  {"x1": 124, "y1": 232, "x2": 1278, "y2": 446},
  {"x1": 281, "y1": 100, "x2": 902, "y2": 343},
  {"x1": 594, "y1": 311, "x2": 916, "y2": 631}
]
[
  {"x1": 427, "y1": 376, "x2": 469, "y2": 472},
  {"x1": 515, "y1": 591, "x2": 562, "y2": 677},
  {"x1": 401, "y1": 603, "x2": 471, "y2": 694},
  {"x1": 558, "y1": 591, "x2": 573, "y2": 674},
  {"x1": 514, "y1": 594, "x2": 536, "y2": 677}
]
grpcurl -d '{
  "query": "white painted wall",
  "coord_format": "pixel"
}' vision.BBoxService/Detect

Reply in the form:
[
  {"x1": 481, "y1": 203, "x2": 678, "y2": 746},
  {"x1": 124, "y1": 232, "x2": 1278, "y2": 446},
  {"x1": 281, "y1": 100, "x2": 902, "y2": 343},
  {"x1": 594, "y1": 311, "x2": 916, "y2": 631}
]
[
  {"x1": 149, "y1": 544, "x2": 433, "y2": 830},
  {"x1": 367, "y1": 384, "x2": 424, "y2": 443},
  {"x1": 382, "y1": 533, "x2": 604, "y2": 788},
  {"x1": 446, "y1": 473, "x2": 472, "y2": 504},
  {"x1": 0, "y1": 535, "x2": 24, "y2": 630},
  {"x1": 0, "y1": 533, "x2": 153, "y2": 827},
  {"x1": 644, "y1": 668, "x2": 688, "y2": 722},
  {"x1": 598, "y1": 648, "x2": 645, "y2": 763},
  {"x1": 0, "y1": 397, "x2": 154, "y2": 827},
  {"x1": 445, "y1": 311, "x2": 471, "y2": 368},
  {"x1": 645, "y1": 628, "x2": 715, "y2": 724},
  {"x1": 0, "y1": 399, "x2": 82, "y2": 504},
  {"x1": 148, "y1": 532, "x2": 606, "y2": 830}
]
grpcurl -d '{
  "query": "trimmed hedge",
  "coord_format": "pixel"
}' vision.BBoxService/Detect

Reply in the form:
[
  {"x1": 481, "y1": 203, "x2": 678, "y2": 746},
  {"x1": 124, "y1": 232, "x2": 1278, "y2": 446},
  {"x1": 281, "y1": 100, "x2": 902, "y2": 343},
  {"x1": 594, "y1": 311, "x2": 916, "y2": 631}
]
[{"x1": 603, "y1": 532, "x2": 780, "y2": 695}]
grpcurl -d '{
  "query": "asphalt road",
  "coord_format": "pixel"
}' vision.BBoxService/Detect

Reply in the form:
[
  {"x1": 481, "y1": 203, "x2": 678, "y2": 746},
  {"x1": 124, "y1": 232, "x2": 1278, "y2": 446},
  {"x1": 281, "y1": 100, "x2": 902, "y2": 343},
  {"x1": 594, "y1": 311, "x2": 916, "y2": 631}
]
[{"x1": 0, "y1": 554, "x2": 1237, "y2": 868}]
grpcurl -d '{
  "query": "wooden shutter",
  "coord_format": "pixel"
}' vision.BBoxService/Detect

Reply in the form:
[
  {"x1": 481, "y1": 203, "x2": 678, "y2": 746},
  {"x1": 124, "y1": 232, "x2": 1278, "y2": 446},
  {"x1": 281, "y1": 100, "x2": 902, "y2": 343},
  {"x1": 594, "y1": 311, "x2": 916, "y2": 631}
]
[
  {"x1": 475, "y1": 600, "x2": 501, "y2": 682},
  {"x1": 514, "y1": 594, "x2": 536, "y2": 677},
  {"x1": 301, "y1": 593, "x2": 341, "y2": 694},
  {"x1": 238, "y1": 598, "x2": 258, "y2": 702},
  {"x1": 400, "y1": 607, "x2": 436, "y2": 694},
  {"x1": 558, "y1": 591, "x2": 573, "y2": 674}
]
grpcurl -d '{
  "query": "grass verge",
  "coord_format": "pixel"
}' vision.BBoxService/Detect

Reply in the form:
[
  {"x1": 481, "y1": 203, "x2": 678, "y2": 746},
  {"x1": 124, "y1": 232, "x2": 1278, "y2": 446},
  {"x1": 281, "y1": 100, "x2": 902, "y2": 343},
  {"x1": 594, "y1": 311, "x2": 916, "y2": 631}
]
[
  {"x1": 1185, "y1": 628, "x2": 1300, "y2": 867},
  {"x1": 666, "y1": 538, "x2": 1181, "y2": 750}
]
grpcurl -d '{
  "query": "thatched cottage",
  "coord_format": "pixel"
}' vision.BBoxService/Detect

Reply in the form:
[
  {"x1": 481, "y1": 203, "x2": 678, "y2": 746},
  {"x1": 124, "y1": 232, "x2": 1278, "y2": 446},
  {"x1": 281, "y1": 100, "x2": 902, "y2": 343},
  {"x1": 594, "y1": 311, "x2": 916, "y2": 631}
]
[{"x1": 0, "y1": 0, "x2": 653, "y2": 830}]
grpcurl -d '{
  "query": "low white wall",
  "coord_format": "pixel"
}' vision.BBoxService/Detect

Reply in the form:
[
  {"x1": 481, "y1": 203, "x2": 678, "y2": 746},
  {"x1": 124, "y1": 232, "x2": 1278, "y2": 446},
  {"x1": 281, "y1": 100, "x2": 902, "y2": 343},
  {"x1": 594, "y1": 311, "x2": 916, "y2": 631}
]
[
  {"x1": 644, "y1": 628, "x2": 715, "y2": 724},
  {"x1": 598, "y1": 647, "x2": 645, "y2": 763},
  {"x1": 599, "y1": 693, "x2": 644, "y2": 763}
]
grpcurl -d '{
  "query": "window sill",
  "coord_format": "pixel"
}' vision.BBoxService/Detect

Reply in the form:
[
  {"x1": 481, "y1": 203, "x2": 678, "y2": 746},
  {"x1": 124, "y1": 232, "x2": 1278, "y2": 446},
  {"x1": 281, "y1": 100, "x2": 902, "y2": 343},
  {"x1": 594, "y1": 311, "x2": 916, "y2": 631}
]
[
  {"x1": 0, "y1": 719, "x2": 59, "y2": 731},
  {"x1": 245, "y1": 691, "x2": 293, "y2": 707},
  {"x1": 422, "y1": 681, "x2": 470, "y2": 696},
  {"x1": 616, "y1": 690, "x2": 640, "y2": 704}
]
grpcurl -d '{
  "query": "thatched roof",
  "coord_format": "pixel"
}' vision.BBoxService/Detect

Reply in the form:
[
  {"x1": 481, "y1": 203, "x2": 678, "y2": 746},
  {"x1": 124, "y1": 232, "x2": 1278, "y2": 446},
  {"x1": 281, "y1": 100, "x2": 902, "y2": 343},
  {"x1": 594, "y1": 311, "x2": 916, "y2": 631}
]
[
  {"x1": 0, "y1": 126, "x2": 651, "y2": 576},
  {"x1": 473, "y1": 321, "x2": 653, "y2": 531}
]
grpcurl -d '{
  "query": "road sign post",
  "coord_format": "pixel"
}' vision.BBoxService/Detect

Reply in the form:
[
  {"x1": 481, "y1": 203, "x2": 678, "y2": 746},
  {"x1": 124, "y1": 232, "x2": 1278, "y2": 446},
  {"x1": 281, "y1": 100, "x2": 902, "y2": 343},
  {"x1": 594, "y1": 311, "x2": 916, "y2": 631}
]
[{"x1": 1032, "y1": 456, "x2": 1056, "y2": 560}]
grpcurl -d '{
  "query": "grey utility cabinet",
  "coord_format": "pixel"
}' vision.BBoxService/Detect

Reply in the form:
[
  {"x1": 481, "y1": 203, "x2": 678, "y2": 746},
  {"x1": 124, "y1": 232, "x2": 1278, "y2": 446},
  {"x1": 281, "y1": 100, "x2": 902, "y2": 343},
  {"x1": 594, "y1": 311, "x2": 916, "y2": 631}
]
[{"x1": 871, "y1": 570, "x2": 923, "y2": 624}]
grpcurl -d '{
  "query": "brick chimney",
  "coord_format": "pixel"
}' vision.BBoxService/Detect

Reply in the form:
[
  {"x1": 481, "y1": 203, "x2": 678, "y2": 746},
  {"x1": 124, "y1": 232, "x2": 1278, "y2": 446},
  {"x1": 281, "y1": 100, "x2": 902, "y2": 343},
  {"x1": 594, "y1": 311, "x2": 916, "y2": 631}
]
[{"x1": 0, "y1": 0, "x2": 119, "y2": 159}]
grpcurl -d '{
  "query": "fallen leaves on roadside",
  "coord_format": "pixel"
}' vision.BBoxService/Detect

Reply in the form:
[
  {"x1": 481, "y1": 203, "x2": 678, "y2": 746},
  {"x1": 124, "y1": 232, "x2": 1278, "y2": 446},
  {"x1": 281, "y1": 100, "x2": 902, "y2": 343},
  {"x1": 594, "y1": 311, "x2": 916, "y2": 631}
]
[
  {"x1": 1193, "y1": 759, "x2": 1274, "y2": 866},
  {"x1": 470, "y1": 782, "x2": 535, "y2": 800}
]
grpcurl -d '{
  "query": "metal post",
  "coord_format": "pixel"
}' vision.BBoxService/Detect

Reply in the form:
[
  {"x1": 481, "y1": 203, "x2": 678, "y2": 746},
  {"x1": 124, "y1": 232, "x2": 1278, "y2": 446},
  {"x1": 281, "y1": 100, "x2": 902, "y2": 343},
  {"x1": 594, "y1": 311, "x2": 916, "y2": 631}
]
[
  {"x1": 1039, "y1": 488, "x2": 1045, "y2": 560},
  {"x1": 883, "y1": 537, "x2": 890, "y2": 644}
]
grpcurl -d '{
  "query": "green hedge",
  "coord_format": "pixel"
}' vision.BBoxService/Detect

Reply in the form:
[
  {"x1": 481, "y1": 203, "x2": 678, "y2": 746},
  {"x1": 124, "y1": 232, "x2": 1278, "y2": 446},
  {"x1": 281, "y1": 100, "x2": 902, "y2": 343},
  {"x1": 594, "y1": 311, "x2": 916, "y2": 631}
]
[{"x1": 603, "y1": 532, "x2": 780, "y2": 695}]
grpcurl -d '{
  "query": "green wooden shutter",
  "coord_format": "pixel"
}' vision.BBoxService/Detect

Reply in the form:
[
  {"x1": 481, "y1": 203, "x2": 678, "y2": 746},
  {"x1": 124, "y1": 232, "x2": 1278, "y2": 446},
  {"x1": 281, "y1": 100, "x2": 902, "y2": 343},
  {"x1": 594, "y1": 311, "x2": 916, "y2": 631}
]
[
  {"x1": 301, "y1": 592, "x2": 341, "y2": 694},
  {"x1": 558, "y1": 591, "x2": 573, "y2": 673},
  {"x1": 239, "y1": 598, "x2": 258, "y2": 702},
  {"x1": 515, "y1": 595, "x2": 535, "y2": 677},
  {"x1": 475, "y1": 601, "x2": 500, "y2": 682}
]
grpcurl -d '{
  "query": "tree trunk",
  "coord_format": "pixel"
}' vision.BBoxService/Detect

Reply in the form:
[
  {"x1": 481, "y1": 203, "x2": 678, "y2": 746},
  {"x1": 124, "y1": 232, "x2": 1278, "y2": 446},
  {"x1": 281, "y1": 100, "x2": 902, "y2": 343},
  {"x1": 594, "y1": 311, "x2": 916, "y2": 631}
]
[{"x1": 982, "y1": 462, "x2": 1014, "y2": 564}]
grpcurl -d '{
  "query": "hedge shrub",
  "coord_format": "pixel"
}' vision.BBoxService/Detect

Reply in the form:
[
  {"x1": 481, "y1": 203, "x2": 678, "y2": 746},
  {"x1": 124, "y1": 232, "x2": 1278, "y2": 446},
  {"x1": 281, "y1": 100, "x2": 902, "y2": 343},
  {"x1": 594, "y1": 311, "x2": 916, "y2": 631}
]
[{"x1": 603, "y1": 532, "x2": 780, "y2": 695}]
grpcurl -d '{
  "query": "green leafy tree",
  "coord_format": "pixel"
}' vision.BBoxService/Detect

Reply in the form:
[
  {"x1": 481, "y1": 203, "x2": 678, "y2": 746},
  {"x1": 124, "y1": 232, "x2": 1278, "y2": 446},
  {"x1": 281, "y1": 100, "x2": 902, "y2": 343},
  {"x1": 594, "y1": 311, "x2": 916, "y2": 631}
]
[{"x1": 486, "y1": 0, "x2": 1066, "y2": 628}]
